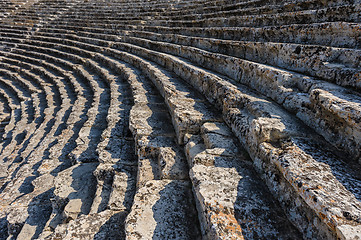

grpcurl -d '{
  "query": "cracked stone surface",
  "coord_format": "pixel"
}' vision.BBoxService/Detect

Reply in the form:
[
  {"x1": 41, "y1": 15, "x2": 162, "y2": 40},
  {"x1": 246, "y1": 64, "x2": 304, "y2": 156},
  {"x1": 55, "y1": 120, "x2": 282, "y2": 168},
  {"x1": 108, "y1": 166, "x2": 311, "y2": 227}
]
[{"x1": 0, "y1": 0, "x2": 360, "y2": 239}]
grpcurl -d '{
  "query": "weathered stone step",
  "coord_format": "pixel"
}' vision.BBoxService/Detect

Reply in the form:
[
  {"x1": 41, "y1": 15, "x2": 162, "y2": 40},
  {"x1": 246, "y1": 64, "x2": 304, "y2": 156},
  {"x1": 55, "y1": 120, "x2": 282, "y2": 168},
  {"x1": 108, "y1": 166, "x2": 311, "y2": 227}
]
[
  {"x1": 0, "y1": 75, "x2": 32, "y2": 159},
  {"x1": 38, "y1": 2, "x2": 361, "y2": 29},
  {"x1": 185, "y1": 122, "x2": 302, "y2": 239},
  {"x1": 153, "y1": 4, "x2": 361, "y2": 28},
  {"x1": 93, "y1": 47, "x2": 304, "y2": 239},
  {"x1": 161, "y1": 0, "x2": 347, "y2": 17},
  {"x1": 55, "y1": 27, "x2": 360, "y2": 236},
  {"x1": 125, "y1": 180, "x2": 201, "y2": 239},
  {"x1": 124, "y1": 21, "x2": 361, "y2": 49},
  {"x1": 92, "y1": 53, "x2": 201, "y2": 238},
  {"x1": 0, "y1": 53, "x2": 74, "y2": 164},
  {"x1": 163, "y1": 0, "x2": 361, "y2": 20},
  {"x1": 143, "y1": 46, "x2": 361, "y2": 238},
  {"x1": 123, "y1": 30, "x2": 361, "y2": 89},
  {"x1": 45, "y1": 163, "x2": 98, "y2": 231},
  {"x1": 30, "y1": 27, "x2": 361, "y2": 96},
  {"x1": 24, "y1": 21, "x2": 359, "y2": 53},
  {"x1": 117, "y1": 35, "x2": 361, "y2": 162},
  {"x1": 0, "y1": 38, "x2": 110, "y2": 165},
  {"x1": 43, "y1": 210, "x2": 128, "y2": 239}
]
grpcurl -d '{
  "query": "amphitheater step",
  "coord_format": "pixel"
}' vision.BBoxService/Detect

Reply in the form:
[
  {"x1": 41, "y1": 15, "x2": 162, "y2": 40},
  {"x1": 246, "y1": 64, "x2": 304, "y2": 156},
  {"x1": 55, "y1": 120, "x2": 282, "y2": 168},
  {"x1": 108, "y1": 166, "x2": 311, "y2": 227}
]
[
  {"x1": 0, "y1": 0, "x2": 360, "y2": 239},
  {"x1": 125, "y1": 180, "x2": 201, "y2": 240}
]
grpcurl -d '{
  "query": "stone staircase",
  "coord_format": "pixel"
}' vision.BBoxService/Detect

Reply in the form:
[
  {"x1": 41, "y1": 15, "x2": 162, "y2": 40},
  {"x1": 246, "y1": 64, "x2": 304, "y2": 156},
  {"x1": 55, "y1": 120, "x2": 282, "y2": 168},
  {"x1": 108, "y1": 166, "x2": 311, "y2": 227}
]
[{"x1": 0, "y1": 0, "x2": 360, "y2": 239}]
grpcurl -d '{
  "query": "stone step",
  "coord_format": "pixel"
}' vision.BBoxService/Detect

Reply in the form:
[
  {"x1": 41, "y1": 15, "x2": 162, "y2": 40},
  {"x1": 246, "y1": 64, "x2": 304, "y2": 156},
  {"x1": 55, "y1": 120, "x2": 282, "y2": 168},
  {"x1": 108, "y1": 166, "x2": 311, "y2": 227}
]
[
  {"x1": 94, "y1": 51, "x2": 201, "y2": 238},
  {"x1": 185, "y1": 122, "x2": 302, "y2": 239},
  {"x1": 0, "y1": 57, "x2": 74, "y2": 166},
  {"x1": 42, "y1": 210, "x2": 127, "y2": 239},
  {"x1": 125, "y1": 180, "x2": 201, "y2": 240},
  {"x1": 91, "y1": 34, "x2": 361, "y2": 238},
  {"x1": 0, "y1": 75, "x2": 31, "y2": 160},
  {"x1": 124, "y1": 21, "x2": 361, "y2": 49},
  {"x1": 148, "y1": 48, "x2": 361, "y2": 238},
  {"x1": 28, "y1": 3, "x2": 360, "y2": 29},
  {"x1": 0, "y1": 37, "x2": 110, "y2": 165},
  {"x1": 123, "y1": 30, "x2": 361, "y2": 88},
  {"x1": 92, "y1": 47, "x2": 304, "y2": 239},
  {"x1": 179, "y1": 0, "x2": 360, "y2": 19},
  {"x1": 117, "y1": 35, "x2": 361, "y2": 162}
]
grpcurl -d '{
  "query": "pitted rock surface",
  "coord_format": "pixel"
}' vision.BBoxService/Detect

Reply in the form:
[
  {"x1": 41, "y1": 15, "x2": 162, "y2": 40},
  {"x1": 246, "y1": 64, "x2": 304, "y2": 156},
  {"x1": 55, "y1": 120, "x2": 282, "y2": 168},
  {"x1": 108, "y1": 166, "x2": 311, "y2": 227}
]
[{"x1": 0, "y1": 0, "x2": 360, "y2": 239}]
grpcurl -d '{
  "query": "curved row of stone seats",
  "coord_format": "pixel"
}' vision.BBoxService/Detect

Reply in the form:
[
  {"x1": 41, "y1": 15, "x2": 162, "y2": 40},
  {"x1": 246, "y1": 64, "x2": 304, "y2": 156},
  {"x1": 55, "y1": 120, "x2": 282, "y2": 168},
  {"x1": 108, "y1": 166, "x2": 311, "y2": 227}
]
[
  {"x1": 47, "y1": 0, "x2": 247, "y2": 21},
  {"x1": 159, "y1": 0, "x2": 345, "y2": 18},
  {"x1": 0, "y1": 57, "x2": 78, "y2": 185},
  {"x1": 143, "y1": 3, "x2": 361, "y2": 27},
  {"x1": 37, "y1": 5, "x2": 360, "y2": 31},
  {"x1": 29, "y1": 28, "x2": 361, "y2": 163},
  {"x1": 99, "y1": 49, "x2": 302, "y2": 239},
  {"x1": 0, "y1": 34, "x2": 144, "y2": 239},
  {"x1": 120, "y1": 22, "x2": 361, "y2": 49},
  {"x1": 17, "y1": 26, "x2": 360, "y2": 238},
  {"x1": 0, "y1": 21, "x2": 300, "y2": 239},
  {"x1": 155, "y1": 0, "x2": 360, "y2": 21},
  {"x1": 99, "y1": 37, "x2": 361, "y2": 239},
  {"x1": 0, "y1": 46, "x2": 104, "y2": 239},
  {"x1": 121, "y1": 30, "x2": 361, "y2": 87},
  {"x1": 10, "y1": 2, "x2": 348, "y2": 26},
  {"x1": 0, "y1": 72, "x2": 32, "y2": 158},
  {"x1": 0, "y1": 62, "x2": 44, "y2": 159},
  {"x1": 31, "y1": 0, "x2": 361, "y2": 29},
  {"x1": 117, "y1": 35, "x2": 361, "y2": 162},
  {"x1": 9, "y1": 21, "x2": 354, "y2": 51},
  {"x1": 34, "y1": 28, "x2": 360, "y2": 95}
]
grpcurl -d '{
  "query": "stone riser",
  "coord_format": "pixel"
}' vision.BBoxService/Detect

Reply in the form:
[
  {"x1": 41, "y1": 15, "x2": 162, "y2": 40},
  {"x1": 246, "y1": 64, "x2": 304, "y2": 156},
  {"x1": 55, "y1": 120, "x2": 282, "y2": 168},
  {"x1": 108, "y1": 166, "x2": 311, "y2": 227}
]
[{"x1": 0, "y1": 0, "x2": 360, "y2": 239}]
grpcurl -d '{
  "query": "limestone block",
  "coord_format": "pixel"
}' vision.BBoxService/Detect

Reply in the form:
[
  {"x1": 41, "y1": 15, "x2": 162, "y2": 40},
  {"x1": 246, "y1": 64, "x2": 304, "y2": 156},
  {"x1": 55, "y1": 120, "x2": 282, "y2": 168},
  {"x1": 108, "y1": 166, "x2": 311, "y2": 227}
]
[
  {"x1": 190, "y1": 164, "x2": 301, "y2": 239},
  {"x1": 125, "y1": 180, "x2": 200, "y2": 240},
  {"x1": 54, "y1": 163, "x2": 98, "y2": 221}
]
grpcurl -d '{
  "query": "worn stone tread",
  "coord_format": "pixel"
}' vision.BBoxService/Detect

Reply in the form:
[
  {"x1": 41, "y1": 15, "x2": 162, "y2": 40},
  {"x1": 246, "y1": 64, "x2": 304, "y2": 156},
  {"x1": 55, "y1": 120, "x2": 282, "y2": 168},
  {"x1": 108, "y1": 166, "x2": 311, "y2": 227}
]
[{"x1": 0, "y1": 0, "x2": 360, "y2": 239}]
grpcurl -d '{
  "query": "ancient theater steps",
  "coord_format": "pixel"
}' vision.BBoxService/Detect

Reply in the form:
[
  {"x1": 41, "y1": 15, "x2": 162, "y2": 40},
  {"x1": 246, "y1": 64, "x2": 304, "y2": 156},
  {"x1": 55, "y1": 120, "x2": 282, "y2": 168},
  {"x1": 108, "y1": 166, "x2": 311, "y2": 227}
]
[{"x1": 0, "y1": 0, "x2": 360, "y2": 239}]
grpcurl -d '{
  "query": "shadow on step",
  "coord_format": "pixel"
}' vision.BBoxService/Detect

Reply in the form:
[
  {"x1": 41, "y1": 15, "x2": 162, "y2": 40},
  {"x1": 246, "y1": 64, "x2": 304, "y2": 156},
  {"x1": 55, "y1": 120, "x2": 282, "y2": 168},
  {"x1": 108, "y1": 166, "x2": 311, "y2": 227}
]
[
  {"x1": 93, "y1": 212, "x2": 127, "y2": 240},
  {"x1": 152, "y1": 181, "x2": 200, "y2": 240},
  {"x1": 18, "y1": 189, "x2": 53, "y2": 239}
]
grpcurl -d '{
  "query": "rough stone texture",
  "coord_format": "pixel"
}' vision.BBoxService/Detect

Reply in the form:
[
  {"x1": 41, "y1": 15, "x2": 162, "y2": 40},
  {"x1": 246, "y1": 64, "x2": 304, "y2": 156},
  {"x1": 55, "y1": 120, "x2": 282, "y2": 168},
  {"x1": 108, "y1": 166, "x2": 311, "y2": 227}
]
[
  {"x1": 45, "y1": 210, "x2": 127, "y2": 240},
  {"x1": 0, "y1": 0, "x2": 360, "y2": 239},
  {"x1": 185, "y1": 122, "x2": 302, "y2": 239},
  {"x1": 125, "y1": 180, "x2": 200, "y2": 240}
]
